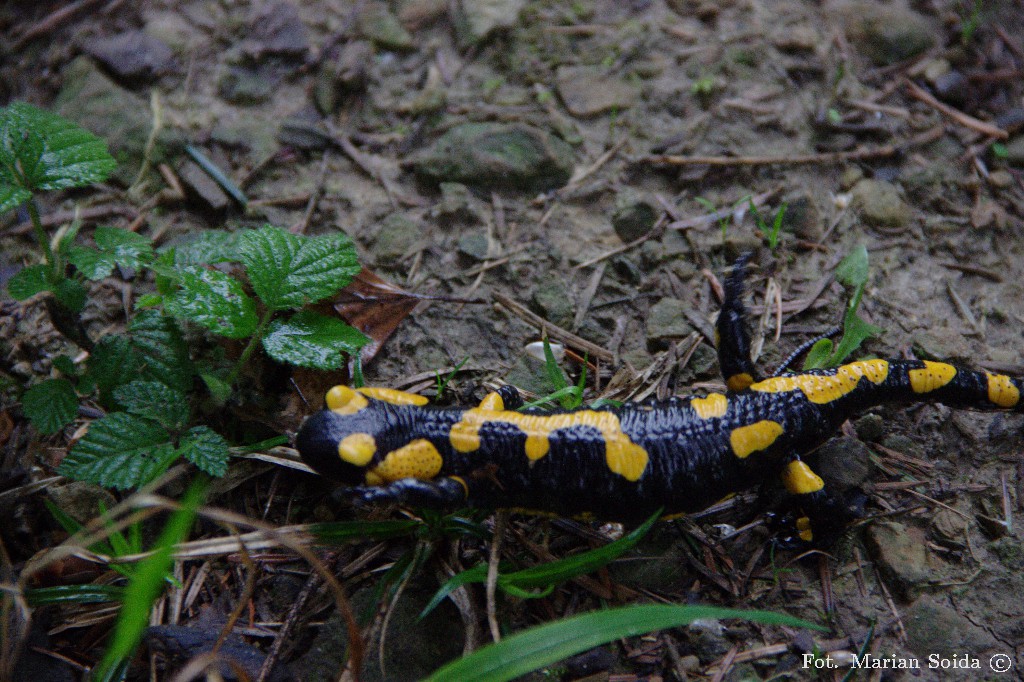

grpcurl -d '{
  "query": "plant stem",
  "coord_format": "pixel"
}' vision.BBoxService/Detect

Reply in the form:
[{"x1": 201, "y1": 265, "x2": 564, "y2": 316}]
[
  {"x1": 226, "y1": 311, "x2": 272, "y2": 385},
  {"x1": 26, "y1": 198, "x2": 57, "y2": 280}
]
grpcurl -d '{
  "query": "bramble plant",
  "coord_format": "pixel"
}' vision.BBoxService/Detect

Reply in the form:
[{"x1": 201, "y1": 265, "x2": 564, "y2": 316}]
[{"x1": 3, "y1": 102, "x2": 369, "y2": 489}]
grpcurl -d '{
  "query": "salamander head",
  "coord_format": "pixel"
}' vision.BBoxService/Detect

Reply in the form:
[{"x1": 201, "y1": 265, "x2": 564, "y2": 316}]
[{"x1": 295, "y1": 386, "x2": 397, "y2": 485}]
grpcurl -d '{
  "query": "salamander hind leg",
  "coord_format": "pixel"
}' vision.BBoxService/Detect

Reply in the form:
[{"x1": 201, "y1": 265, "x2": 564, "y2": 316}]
[
  {"x1": 717, "y1": 254, "x2": 761, "y2": 391},
  {"x1": 342, "y1": 476, "x2": 469, "y2": 509},
  {"x1": 776, "y1": 459, "x2": 852, "y2": 547}
]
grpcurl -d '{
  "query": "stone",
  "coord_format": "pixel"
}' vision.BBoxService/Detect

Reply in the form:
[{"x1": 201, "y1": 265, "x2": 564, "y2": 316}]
[
  {"x1": 646, "y1": 298, "x2": 695, "y2": 346},
  {"x1": 611, "y1": 190, "x2": 658, "y2": 243},
  {"x1": 839, "y1": 2, "x2": 935, "y2": 66},
  {"x1": 853, "y1": 413, "x2": 884, "y2": 441},
  {"x1": 452, "y1": 0, "x2": 527, "y2": 45},
  {"x1": 84, "y1": 30, "x2": 175, "y2": 82},
  {"x1": 780, "y1": 193, "x2": 822, "y2": 240},
  {"x1": 371, "y1": 213, "x2": 421, "y2": 263},
  {"x1": 456, "y1": 232, "x2": 489, "y2": 260},
  {"x1": 864, "y1": 521, "x2": 933, "y2": 600},
  {"x1": 532, "y1": 280, "x2": 574, "y2": 329},
  {"x1": 504, "y1": 354, "x2": 560, "y2": 396},
  {"x1": 412, "y1": 123, "x2": 575, "y2": 192},
  {"x1": 55, "y1": 57, "x2": 180, "y2": 184},
  {"x1": 851, "y1": 179, "x2": 912, "y2": 228},
  {"x1": 218, "y1": 66, "x2": 274, "y2": 104},
  {"x1": 556, "y1": 65, "x2": 641, "y2": 117},
  {"x1": 358, "y1": 1, "x2": 414, "y2": 51},
  {"x1": 813, "y1": 436, "x2": 871, "y2": 490},
  {"x1": 47, "y1": 481, "x2": 117, "y2": 524},
  {"x1": 433, "y1": 182, "x2": 477, "y2": 224},
  {"x1": 1003, "y1": 135, "x2": 1024, "y2": 167},
  {"x1": 904, "y1": 597, "x2": 999, "y2": 661},
  {"x1": 178, "y1": 160, "x2": 230, "y2": 215},
  {"x1": 314, "y1": 40, "x2": 373, "y2": 114},
  {"x1": 245, "y1": 0, "x2": 309, "y2": 57}
]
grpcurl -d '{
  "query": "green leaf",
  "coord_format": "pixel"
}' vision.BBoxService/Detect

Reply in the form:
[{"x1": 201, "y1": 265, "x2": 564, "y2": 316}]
[
  {"x1": 164, "y1": 266, "x2": 258, "y2": 339},
  {"x1": 0, "y1": 101, "x2": 116, "y2": 192},
  {"x1": 422, "y1": 511, "x2": 659, "y2": 618},
  {"x1": 0, "y1": 184, "x2": 31, "y2": 214},
  {"x1": 802, "y1": 338, "x2": 834, "y2": 371},
  {"x1": 167, "y1": 230, "x2": 242, "y2": 266},
  {"x1": 129, "y1": 311, "x2": 194, "y2": 394},
  {"x1": 59, "y1": 412, "x2": 175, "y2": 489},
  {"x1": 829, "y1": 308, "x2": 884, "y2": 366},
  {"x1": 25, "y1": 584, "x2": 126, "y2": 606},
  {"x1": 7, "y1": 264, "x2": 50, "y2": 300},
  {"x1": 199, "y1": 373, "x2": 232, "y2": 406},
  {"x1": 52, "y1": 278, "x2": 86, "y2": 312},
  {"x1": 238, "y1": 226, "x2": 360, "y2": 310},
  {"x1": 835, "y1": 245, "x2": 870, "y2": 289},
  {"x1": 425, "y1": 604, "x2": 824, "y2": 682},
  {"x1": 94, "y1": 478, "x2": 205, "y2": 681},
  {"x1": 67, "y1": 245, "x2": 113, "y2": 280},
  {"x1": 22, "y1": 378, "x2": 78, "y2": 434},
  {"x1": 52, "y1": 354, "x2": 77, "y2": 376},
  {"x1": 113, "y1": 381, "x2": 189, "y2": 431},
  {"x1": 69, "y1": 226, "x2": 155, "y2": 280},
  {"x1": 87, "y1": 335, "x2": 140, "y2": 402},
  {"x1": 178, "y1": 426, "x2": 229, "y2": 477},
  {"x1": 261, "y1": 310, "x2": 368, "y2": 369}
]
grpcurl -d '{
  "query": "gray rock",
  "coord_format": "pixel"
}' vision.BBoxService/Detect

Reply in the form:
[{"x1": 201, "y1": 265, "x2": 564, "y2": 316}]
[
  {"x1": 218, "y1": 67, "x2": 274, "y2": 104},
  {"x1": 1004, "y1": 135, "x2": 1024, "y2": 167},
  {"x1": 904, "y1": 597, "x2": 999, "y2": 661},
  {"x1": 556, "y1": 65, "x2": 641, "y2": 118},
  {"x1": 851, "y1": 179, "x2": 912, "y2": 228},
  {"x1": 84, "y1": 30, "x2": 175, "y2": 82},
  {"x1": 314, "y1": 40, "x2": 373, "y2": 114},
  {"x1": 371, "y1": 213, "x2": 421, "y2": 263},
  {"x1": 780, "y1": 193, "x2": 822, "y2": 241},
  {"x1": 853, "y1": 413, "x2": 885, "y2": 441},
  {"x1": 814, "y1": 436, "x2": 872, "y2": 490},
  {"x1": 456, "y1": 232, "x2": 489, "y2": 260},
  {"x1": 178, "y1": 160, "x2": 231, "y2": 216},
  {"x1": 865, "y1": 521, "x2": 933, "y2": 600},
  {"x1": 611, "y1": 190, "x2": 658, "y2": 243},
  {"x1": 434, "y1": 182, "x2": 478, "y2": 224},
  {"x1": 358, "y1": 2, "x2": 414, "y2": 51},
  {"x1": 839, "y1": 2, "x2": 935, "y2": 66},
  {"x1": 532, "y1": 280, "x2": 574, "y2": 329},
  {"x1": 413, "y1": 123, "x2": 575, "y2": 192},
  {"x1": 504, "y1": 354, "x2": 559, "y2": 396},
  {"x1": 646, "y1": 298, "x2": 695, "y2": 346},
  {"x1": 245, "y1": 0, "x2": 309, "y2": 57},
  {"x1": 47, "y1": 481, "x2": 117, "y2": 524},
  {"x1": 452, "y1": 0, "x2": 526, "y2": 45},
  {"x1": 55, "y1": 57, "x2": 180, "y2": 184}
]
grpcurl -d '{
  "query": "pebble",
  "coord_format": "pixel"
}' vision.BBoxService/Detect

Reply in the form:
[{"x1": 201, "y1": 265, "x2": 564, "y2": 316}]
[
  {"x1": 865, "y1": 521, "x2": 933, "y2": 600},
  {"x1": 452, "y1": 0, "x2": 527, "y2": 45},
  {"x1": 84, "y1": 30, "x2": 175, "y2": 82},
  {"x1": 838, "y1": 1, "x2": 935, "y2": 66},
  {"x1": 611, "y1": 190, "x2": 657, "y2": 243},
  {"x1": 358, "y1": 1, "x2": 414, "y2": 51},
  {"x1": 178, "y1": 160, "x2": 231, "y2": 216},
  {"x1": 851, "y1": 178, "x2": 912, "y2": 228},
  {"x1": 245, "y1": 0, "x2": 309, "y2": 57},
  {"x1": 556, "y1": 65, "x2": 641, "y2": 117},
  {"x1": 646, "y1": 297, "x2": 695, "y2": 347}
]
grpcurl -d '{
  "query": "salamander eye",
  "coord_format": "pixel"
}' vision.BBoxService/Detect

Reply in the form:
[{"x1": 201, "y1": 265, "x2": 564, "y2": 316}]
[{"x1": 296, "y1": 410, "x2": 372, "y2": 484}]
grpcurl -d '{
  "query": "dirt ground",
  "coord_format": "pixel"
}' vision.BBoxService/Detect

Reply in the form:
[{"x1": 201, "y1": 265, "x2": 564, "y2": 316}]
[{"x1": 3, "y1": 0, "x2": 1024, "y2": 680}]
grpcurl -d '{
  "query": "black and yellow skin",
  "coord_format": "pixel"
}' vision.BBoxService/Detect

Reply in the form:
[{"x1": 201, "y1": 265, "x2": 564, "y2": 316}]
[{"x1": 296, "y1": 261, "x2": 1023, "y2": 543}]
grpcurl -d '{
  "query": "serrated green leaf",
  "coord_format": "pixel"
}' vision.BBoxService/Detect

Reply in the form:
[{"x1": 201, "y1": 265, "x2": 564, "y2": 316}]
[
  {"x1": 238, "y1": 226, "x2": 360, "y2": 310},
  {"x1": 167, "y1": 230, "x2": 242, "y2": 266},
  {"x1": 129, "y1": 311, "x2": 194, "y2": 394},
  {"x1": 113, "y1": 381, "x2": 189, "y2": 431},
  {"x1": 261, "y1": 310, "x2": 368, "y2": 369},
  {"x1": 135, "y1": 293, "x2": 163, "y2": 308},
  {"x1": 52, "y1": 354, "x2": 77, "y2": 376},
  {"x1": 67, "y1": 245, "x2": 114, "y2": 280},
  {"x1": 164, "y1": 266, "x2": 258, "y2": 339},
  {"x1": 0, "y1": 102, "x2": 116, "y2": 192},
  {"x1": 0, "y1": 184, "x2": 31, "y2": 214},
  {"x1": 178, "y1": 426, "x2": 229, "y2": 477},
  {"x1": 425, "y1": 604, "x2": 823, "y2": 682},
  {"x1": 94, "y1": 226, "x2": 153, "y2": 268},
  {"x1": 59, "y1": 412, "x2": 175, "y2": 489},
  {"x1": 835, "y1": 245, "x2": 870, "y2": 288},
  {"x1": 87, "y1": 335, "x2": 140, "y2": 402},
  {"x1": 22, "y1": 378, "x2": 78, "y2": 434},
  {"x1": 52, "y1": 278, "x2": 86, "y2": 312},
  {"x1": 7, "y1": 264, "x2": 50, "y2": 300}
]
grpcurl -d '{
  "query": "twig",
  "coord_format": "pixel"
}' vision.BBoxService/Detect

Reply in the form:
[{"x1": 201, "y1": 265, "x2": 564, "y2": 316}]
[
  {"x1": 493, "y1": 292, "x2": 615, "y2": 362},
  {"x1": 486, "y1": 511, "x2": 507, "y2": 643},
  {"x1": 668, "y1": 187, "x2": 779, "y2": 230},
  {"x1": 11, "y1": 0, "x2": 106, "y2": 50},
  {"x1": 903, "y1": 79, "x2": 1008, "y2": 139},
  {"x1": 7, "y1": 205, "x2": 137, "y2": 236},
  {"x1": 646, "y1": 127, "x2": 946, "y2": 168}
]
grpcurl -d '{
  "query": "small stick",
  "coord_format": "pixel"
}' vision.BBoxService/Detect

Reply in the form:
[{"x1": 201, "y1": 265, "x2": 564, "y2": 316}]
[
  {"x1": 493, "y1": 292, "x2": 614, "y2": 362},
  {"x1": 11, "y1": 0, "x2": 105, "y2": 50},
  {"x1": 903, "y1": 79, "x2": 1008, "y2": 139}
]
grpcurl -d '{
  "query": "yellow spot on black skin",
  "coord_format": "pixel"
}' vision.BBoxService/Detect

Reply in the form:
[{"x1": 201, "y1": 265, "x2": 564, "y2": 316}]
[
  {"x1": 796, "y1": 516, "x2": 813, "y2": 542},
  {"x1": 727, "y1": 373, "x2": 755, "y2": 391},
  {"x1": 365, "y1": 439, "x2": 443, "y2": 485},
  {"x1": 478, "y1": 392, "x2": 504, "y2": 411},
  {"x1": 356, "y1": 386, "x2": 429, "y2": 406},
  {"x1": 749, "y1": 359, "x2": 889, "y2": 404},
  {"x1": 986, "y1": 373, "x2": 1019, "y2": 408},
  {"x1": 782, "y1": 460, "x2": 825, "y2": 495},
  {"x1": 908, "y1": 361, "x2": 957, "y2": 394},
  {"x1": 691, "y1": 393, "x2": 728, "y2": 419},
  {"x1": 338, "y1": 433, "x2": 376, "y2": 466},
  {"x1": 450, "y1": 408, "x2": 649, "y2": 481},
  {"x1": 326, "y1": 385, "x2": 368, "y2": 414},
  {"x1": 729, "y1": 420, "x2": 784, "y2": 458}
]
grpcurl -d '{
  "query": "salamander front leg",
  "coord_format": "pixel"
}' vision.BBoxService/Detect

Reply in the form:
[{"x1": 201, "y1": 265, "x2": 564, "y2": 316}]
[
  {"x1": 778, "y1": 459, "x2": 851, "y2": 547},
  {"x1": 343, "y1": 476, "x2": 469, "y2": 509},
  {"x1": 717, "y1": 254, "x2": 761, "y2": 391}
]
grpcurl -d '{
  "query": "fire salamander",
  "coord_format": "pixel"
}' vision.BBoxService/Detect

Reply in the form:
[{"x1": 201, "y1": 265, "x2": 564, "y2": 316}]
[{"x1": 296, "y1": 259, "x2": 1023, "y2": 544}]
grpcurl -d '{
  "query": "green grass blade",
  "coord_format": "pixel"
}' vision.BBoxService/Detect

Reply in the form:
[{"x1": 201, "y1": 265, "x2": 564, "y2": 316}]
[
  {"x1": 425, "y1": 604, "x2": 824, "y2": 682},
  {"x1": 93, "y1": 478, "x2": 206, "y2": 680},
  {"x1": 25, "y1": 584, "x2": 125, "y2": 606}
]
